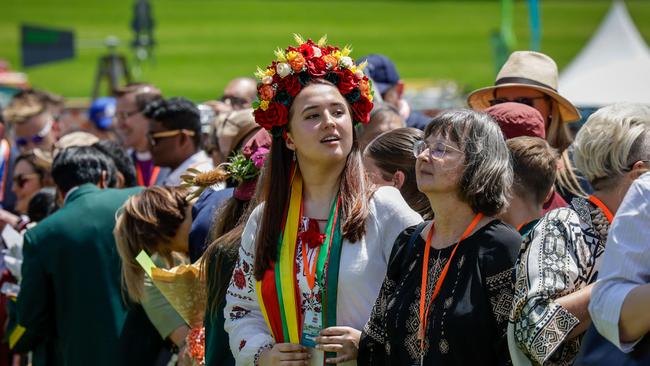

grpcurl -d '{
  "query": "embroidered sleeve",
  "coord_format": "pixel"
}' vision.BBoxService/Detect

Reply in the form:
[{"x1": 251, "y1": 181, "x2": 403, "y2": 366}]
[
  {"x1": 223, "y1": 206, "x2": 274, "y2": 366},
  {"x1": 511, "y1": 209, "x2": 581, "y2": 365}
]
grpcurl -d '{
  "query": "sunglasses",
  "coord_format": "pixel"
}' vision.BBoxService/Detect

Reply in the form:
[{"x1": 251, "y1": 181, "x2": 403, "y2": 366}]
[
  {"x1": 147, "y1": 129, "x2": 196, "y2": 147},
  {"x1": 488, "y1": 96, "x2": 550, "y2": 107},
  {"x1": 413, "y1": 140, "x2": 462, "y2": 159},
  {"x1": 13, "y1": 173, "x2": 40, "y2": 189},
  {"x1": 15, "y1": 120, "x2": 53, "y2": 148}
]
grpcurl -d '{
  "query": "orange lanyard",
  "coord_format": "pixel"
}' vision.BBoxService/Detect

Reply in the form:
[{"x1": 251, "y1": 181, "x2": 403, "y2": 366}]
[
  {"x1": 418, "y1": 213, "x2": 483, "y2": 349},
  {"x1": 302, "y1": 238, "x2": 321, "y2": 290},
  {"x1": 136, "y1": 164, "x2": 160, "y2": 187},
  {"x1": 588, "y1": 195, "x2": 614, "y2": 223},
  {"x1": 516, "y1": 222, "x2": 525, "y2": 232}
]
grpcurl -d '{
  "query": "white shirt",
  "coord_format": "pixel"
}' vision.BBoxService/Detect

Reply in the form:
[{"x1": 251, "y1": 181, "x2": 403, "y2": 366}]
[
  {"x1": 224, "y1": 186, "x2": 422, "y2": 366},
  {"x1": 162, "y1": 150, "x2": 214, "y2": 187},
  {"x1": 589, "y1": 172, "x2": 650, "y2": 352}
]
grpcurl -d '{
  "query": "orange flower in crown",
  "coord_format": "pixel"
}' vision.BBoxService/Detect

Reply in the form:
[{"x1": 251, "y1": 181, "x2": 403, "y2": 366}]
[{"x1": 253, "y1": 35, "x2": 374, "y2": 134}]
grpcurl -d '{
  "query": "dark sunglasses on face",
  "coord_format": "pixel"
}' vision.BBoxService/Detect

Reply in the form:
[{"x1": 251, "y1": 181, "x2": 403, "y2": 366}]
[
  {"x1": 13, "y1": 173, "x2": 40, "y2": 188},
  {"x1": 488, "y1": 96, "x2": 549, "y2": 107},
  {"x1": 15, "y1": 120, "x2": 53, "y2": 148}
]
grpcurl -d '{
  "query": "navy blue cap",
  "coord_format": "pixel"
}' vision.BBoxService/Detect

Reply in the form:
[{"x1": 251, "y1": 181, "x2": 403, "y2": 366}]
[
  {"x1": 88, "y1": 97, "x2": 116, "y2": 130},
  {"x1": 357, "y1": 54, "x2": 400, "y2": 95}
]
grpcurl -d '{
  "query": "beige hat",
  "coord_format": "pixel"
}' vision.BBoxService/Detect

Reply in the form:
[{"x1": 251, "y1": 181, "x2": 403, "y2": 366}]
[
  {"x1": 213, "y1": 108, "x2": 260, "y2": 158},
  {"x1": 467, "y1": 51, "x2": 580, "y2": 123}
]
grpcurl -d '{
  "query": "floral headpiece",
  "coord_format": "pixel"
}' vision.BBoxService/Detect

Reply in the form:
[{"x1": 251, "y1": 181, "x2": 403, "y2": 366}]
[{"x1": 252, "y1": 35, "x2": 374, "y2": 133}]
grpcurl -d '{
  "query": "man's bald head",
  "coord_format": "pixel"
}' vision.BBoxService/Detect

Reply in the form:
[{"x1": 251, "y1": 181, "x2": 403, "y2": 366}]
[{"x1": 223, "y1": 77, "x2": 257, "y2": 105}]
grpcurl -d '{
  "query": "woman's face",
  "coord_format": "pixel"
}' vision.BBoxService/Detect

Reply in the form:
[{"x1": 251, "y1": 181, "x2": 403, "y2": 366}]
[
  {"x1": 286, "y1": 83, "x2": 354, "y2": 166},
  {"x1": 364, "y1": 155, "x2": 394, "y2": 187},
  {"x1": 12, "y1": 160, "x2": 42, "y2": 214},
  {"x1": 415, "y1": 133, "x2": 464, "y2": 195},
  {"x1": 167, "y1": 203, "x2": 193, "y2": 254}
]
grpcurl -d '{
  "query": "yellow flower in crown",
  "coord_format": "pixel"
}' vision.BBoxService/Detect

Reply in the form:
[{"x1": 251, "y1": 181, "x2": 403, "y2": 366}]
[{"x1": 252, "y1": 35, "x2": 375, "y2": 133}]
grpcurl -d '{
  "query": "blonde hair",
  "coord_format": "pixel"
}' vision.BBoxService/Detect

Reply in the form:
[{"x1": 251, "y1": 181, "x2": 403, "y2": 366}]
[
  {"x1": 543, "y1": 101, "x2": 588, "y2": 197},
  {"x1": 114, "y1": 186, "x2": 190, "y2": 302},
  {"x1": 573, "y1": 103, "x2": 650, "y2": 190},
  {"x1": 2, "y1": 92, "x2": 46, "y2": 125}
]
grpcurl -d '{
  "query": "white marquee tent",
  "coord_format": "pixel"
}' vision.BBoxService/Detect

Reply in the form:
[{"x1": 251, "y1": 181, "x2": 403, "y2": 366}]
[{"x1": 559, "y1": 1, "x2": 650, "y2": 106}]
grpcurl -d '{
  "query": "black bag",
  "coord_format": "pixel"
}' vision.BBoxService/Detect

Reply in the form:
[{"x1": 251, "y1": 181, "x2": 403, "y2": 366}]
[{"x1": 574, "y1": 325, "x2": 650, "y2": 366}]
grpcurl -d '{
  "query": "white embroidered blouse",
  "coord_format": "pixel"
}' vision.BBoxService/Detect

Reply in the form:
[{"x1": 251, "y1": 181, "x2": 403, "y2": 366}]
[{"x1": 224, "y1": 186, "x2": 422, "y2": 366}]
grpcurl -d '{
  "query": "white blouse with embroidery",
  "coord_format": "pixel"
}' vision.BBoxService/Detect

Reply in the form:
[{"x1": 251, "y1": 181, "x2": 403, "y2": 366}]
[{"x1": 224, "y1": 186, "x2": 422, "y2": 366}]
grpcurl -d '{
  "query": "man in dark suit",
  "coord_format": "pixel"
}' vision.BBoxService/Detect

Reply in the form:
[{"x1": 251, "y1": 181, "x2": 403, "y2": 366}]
[{"x1": 12, "y1": 146, "x2": 142, "y2": 365}]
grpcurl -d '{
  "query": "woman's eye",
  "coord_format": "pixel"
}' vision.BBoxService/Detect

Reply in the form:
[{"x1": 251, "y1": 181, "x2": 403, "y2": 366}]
[
  {"x1": 333, "y1": 109, "x2": 345, "y2": 116},
  {"x1": 305, "y1": 113, "x2": 319, "y2": 120}
]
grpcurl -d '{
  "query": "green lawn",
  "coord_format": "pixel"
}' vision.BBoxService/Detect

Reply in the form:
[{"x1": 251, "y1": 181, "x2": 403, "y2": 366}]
[{"x1": 1, "y1": 0, "x2": 649, "y2": 101}]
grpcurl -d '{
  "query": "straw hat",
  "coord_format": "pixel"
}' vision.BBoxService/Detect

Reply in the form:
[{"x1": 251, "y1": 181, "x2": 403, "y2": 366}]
[{"x1": 467, "y1": 51, "x2": 580, "y2": 123}]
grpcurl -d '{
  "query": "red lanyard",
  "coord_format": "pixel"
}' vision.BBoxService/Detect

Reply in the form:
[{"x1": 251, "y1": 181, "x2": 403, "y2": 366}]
[
  {"x1": 588, "y1": 195, "x2": 614, "y2": 223},
  {"x1": 136, "y1": 164, "x2": 160, "y2": 187},
  {"x1": 418, "y1": 213, "x2": 483, "y2": 349}
]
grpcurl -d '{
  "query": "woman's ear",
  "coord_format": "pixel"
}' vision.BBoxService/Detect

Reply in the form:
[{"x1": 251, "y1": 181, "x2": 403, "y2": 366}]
[
  {"x1": 630, "y1": 160, "x2": 650, "y2": 179},
  {"x1": 285, "y1": 132, "x2": 296, "y2": 151},
  {"x1": 392, "y1": 170, "x2": 406, "y2": 190}
]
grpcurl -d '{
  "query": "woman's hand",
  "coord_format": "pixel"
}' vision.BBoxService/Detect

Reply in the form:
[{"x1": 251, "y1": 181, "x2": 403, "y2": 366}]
[
  {"x1": 259, "y1": 343, "x2": 310, "y2": 366},
  {"x1": 314, "y1": 326, "x2": 361, "y2": 364}
]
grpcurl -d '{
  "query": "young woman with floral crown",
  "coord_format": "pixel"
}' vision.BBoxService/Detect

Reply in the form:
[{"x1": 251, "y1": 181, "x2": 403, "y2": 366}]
[{"x1": 223, "y1": 35, "x2": 422, "y2": 366}]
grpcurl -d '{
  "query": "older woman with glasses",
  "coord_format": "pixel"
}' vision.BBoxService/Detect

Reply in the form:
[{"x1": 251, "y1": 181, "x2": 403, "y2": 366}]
[
  {"x1": 509, "y1": 103, "x2": 650, "y2": 366},
  {"x1": 358, "y1": 109, "x2": 521, "y2": 366}
]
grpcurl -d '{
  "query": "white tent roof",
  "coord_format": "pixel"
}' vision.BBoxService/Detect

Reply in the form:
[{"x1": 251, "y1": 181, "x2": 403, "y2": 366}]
[{"x1": 559, "y1": 1, "x2": 650, "y2": 106}]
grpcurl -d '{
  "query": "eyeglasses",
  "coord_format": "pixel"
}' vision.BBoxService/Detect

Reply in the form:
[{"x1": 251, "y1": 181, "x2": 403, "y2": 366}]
[
  {"x1": 115, "y1": 110, "x2": 140, "y2": 122},
  {"x1": 147, "y1": 129, "x2": 196, "y2": 147},
  {"x1": 15, "y1": 120, "x2": 53, "y2": 148},
  {"x1": 413, "y1": 140, "x2": 462, "y2": 159},
  {"x1": 488, "y1": 96, "x2": 549, "y2": 107},
  {"x1": 13, "y1": 173, "x2": 40, "y2": 189}
]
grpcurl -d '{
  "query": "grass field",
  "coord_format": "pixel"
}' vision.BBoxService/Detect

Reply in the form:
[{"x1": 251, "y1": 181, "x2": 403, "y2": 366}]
[{"x1": 2, "y1": 0, "x2": 650, "y2": 101}]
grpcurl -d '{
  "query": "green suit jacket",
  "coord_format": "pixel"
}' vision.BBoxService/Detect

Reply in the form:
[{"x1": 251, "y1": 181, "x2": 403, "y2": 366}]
[{"x1": 14, "y1": 184, "x2": 142, "y2": 365}]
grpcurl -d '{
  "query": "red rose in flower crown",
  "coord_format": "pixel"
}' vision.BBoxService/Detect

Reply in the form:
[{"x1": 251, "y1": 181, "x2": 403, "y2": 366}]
[
  {"x1": 253, "y1": 101, "x2": 288, "y2": 131},
  {"x1": 253, "y1": 34, "x2": 374, "y2": 133}
]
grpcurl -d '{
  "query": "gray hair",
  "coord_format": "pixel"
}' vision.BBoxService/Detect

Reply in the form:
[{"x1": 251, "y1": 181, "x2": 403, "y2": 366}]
[
  {"x1": 573, "y1": 103, "x2": 650, "y2": 190},
  {"x1": 424, "y1": 109, "x2": 513, "y2": 216}
]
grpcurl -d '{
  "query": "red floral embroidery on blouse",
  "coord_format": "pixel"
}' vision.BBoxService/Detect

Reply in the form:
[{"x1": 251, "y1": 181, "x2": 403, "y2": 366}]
[{"x1": 233, "y1": 268, "x2": 246, "y2": 289}]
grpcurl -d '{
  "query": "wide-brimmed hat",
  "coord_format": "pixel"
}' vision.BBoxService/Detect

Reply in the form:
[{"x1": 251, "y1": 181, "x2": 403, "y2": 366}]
[{"x1": 467, "y1": 51, "x2": 580, "y2": 123}]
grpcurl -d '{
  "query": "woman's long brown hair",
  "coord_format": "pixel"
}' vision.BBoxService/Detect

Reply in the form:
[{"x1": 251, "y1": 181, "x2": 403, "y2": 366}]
[
  {"x1": 200, "y1": 196, "x2": 256, "y2": 316},
  {"x1": 253, "y1": 81, "x2": 371, "y2": 280}
]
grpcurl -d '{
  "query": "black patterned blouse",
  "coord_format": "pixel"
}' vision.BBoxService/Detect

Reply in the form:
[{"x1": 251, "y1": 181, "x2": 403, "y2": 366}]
[{"x1": 358, "y1": 220, "x2": 521, "y2": 366}]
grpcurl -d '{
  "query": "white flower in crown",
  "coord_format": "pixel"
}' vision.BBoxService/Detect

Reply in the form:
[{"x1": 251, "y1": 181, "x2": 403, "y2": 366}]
[
  {"x1": 354, "y1": 69, "x2": 364, "y2": 79},
  {"x1": 262, "y1": 76, "x2": 273, "y2": 85},
  {"x1": 276, "y1": 63, "x2": 292, "y2": 78},
  {"x1": 339, "y1": 56, "x2": 353, "y2": 69},
  {"x1": 312, "y1": 46, "x2": 322, "y2": 58}
]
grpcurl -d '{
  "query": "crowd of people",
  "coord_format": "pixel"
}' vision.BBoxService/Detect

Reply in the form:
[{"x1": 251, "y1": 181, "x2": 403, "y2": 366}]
[{"x1": 0, "y1": 35, "x2": 647, "y2": 366}]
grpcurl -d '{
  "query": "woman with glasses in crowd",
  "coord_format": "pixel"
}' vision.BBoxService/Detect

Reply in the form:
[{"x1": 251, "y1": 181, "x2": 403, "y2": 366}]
[
  {"x1": 358, "y1": 109, "x2": 521, "y2": 366},
  {"x1": 0, "y1": 153, "x2": 54, "y2": 231}
]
